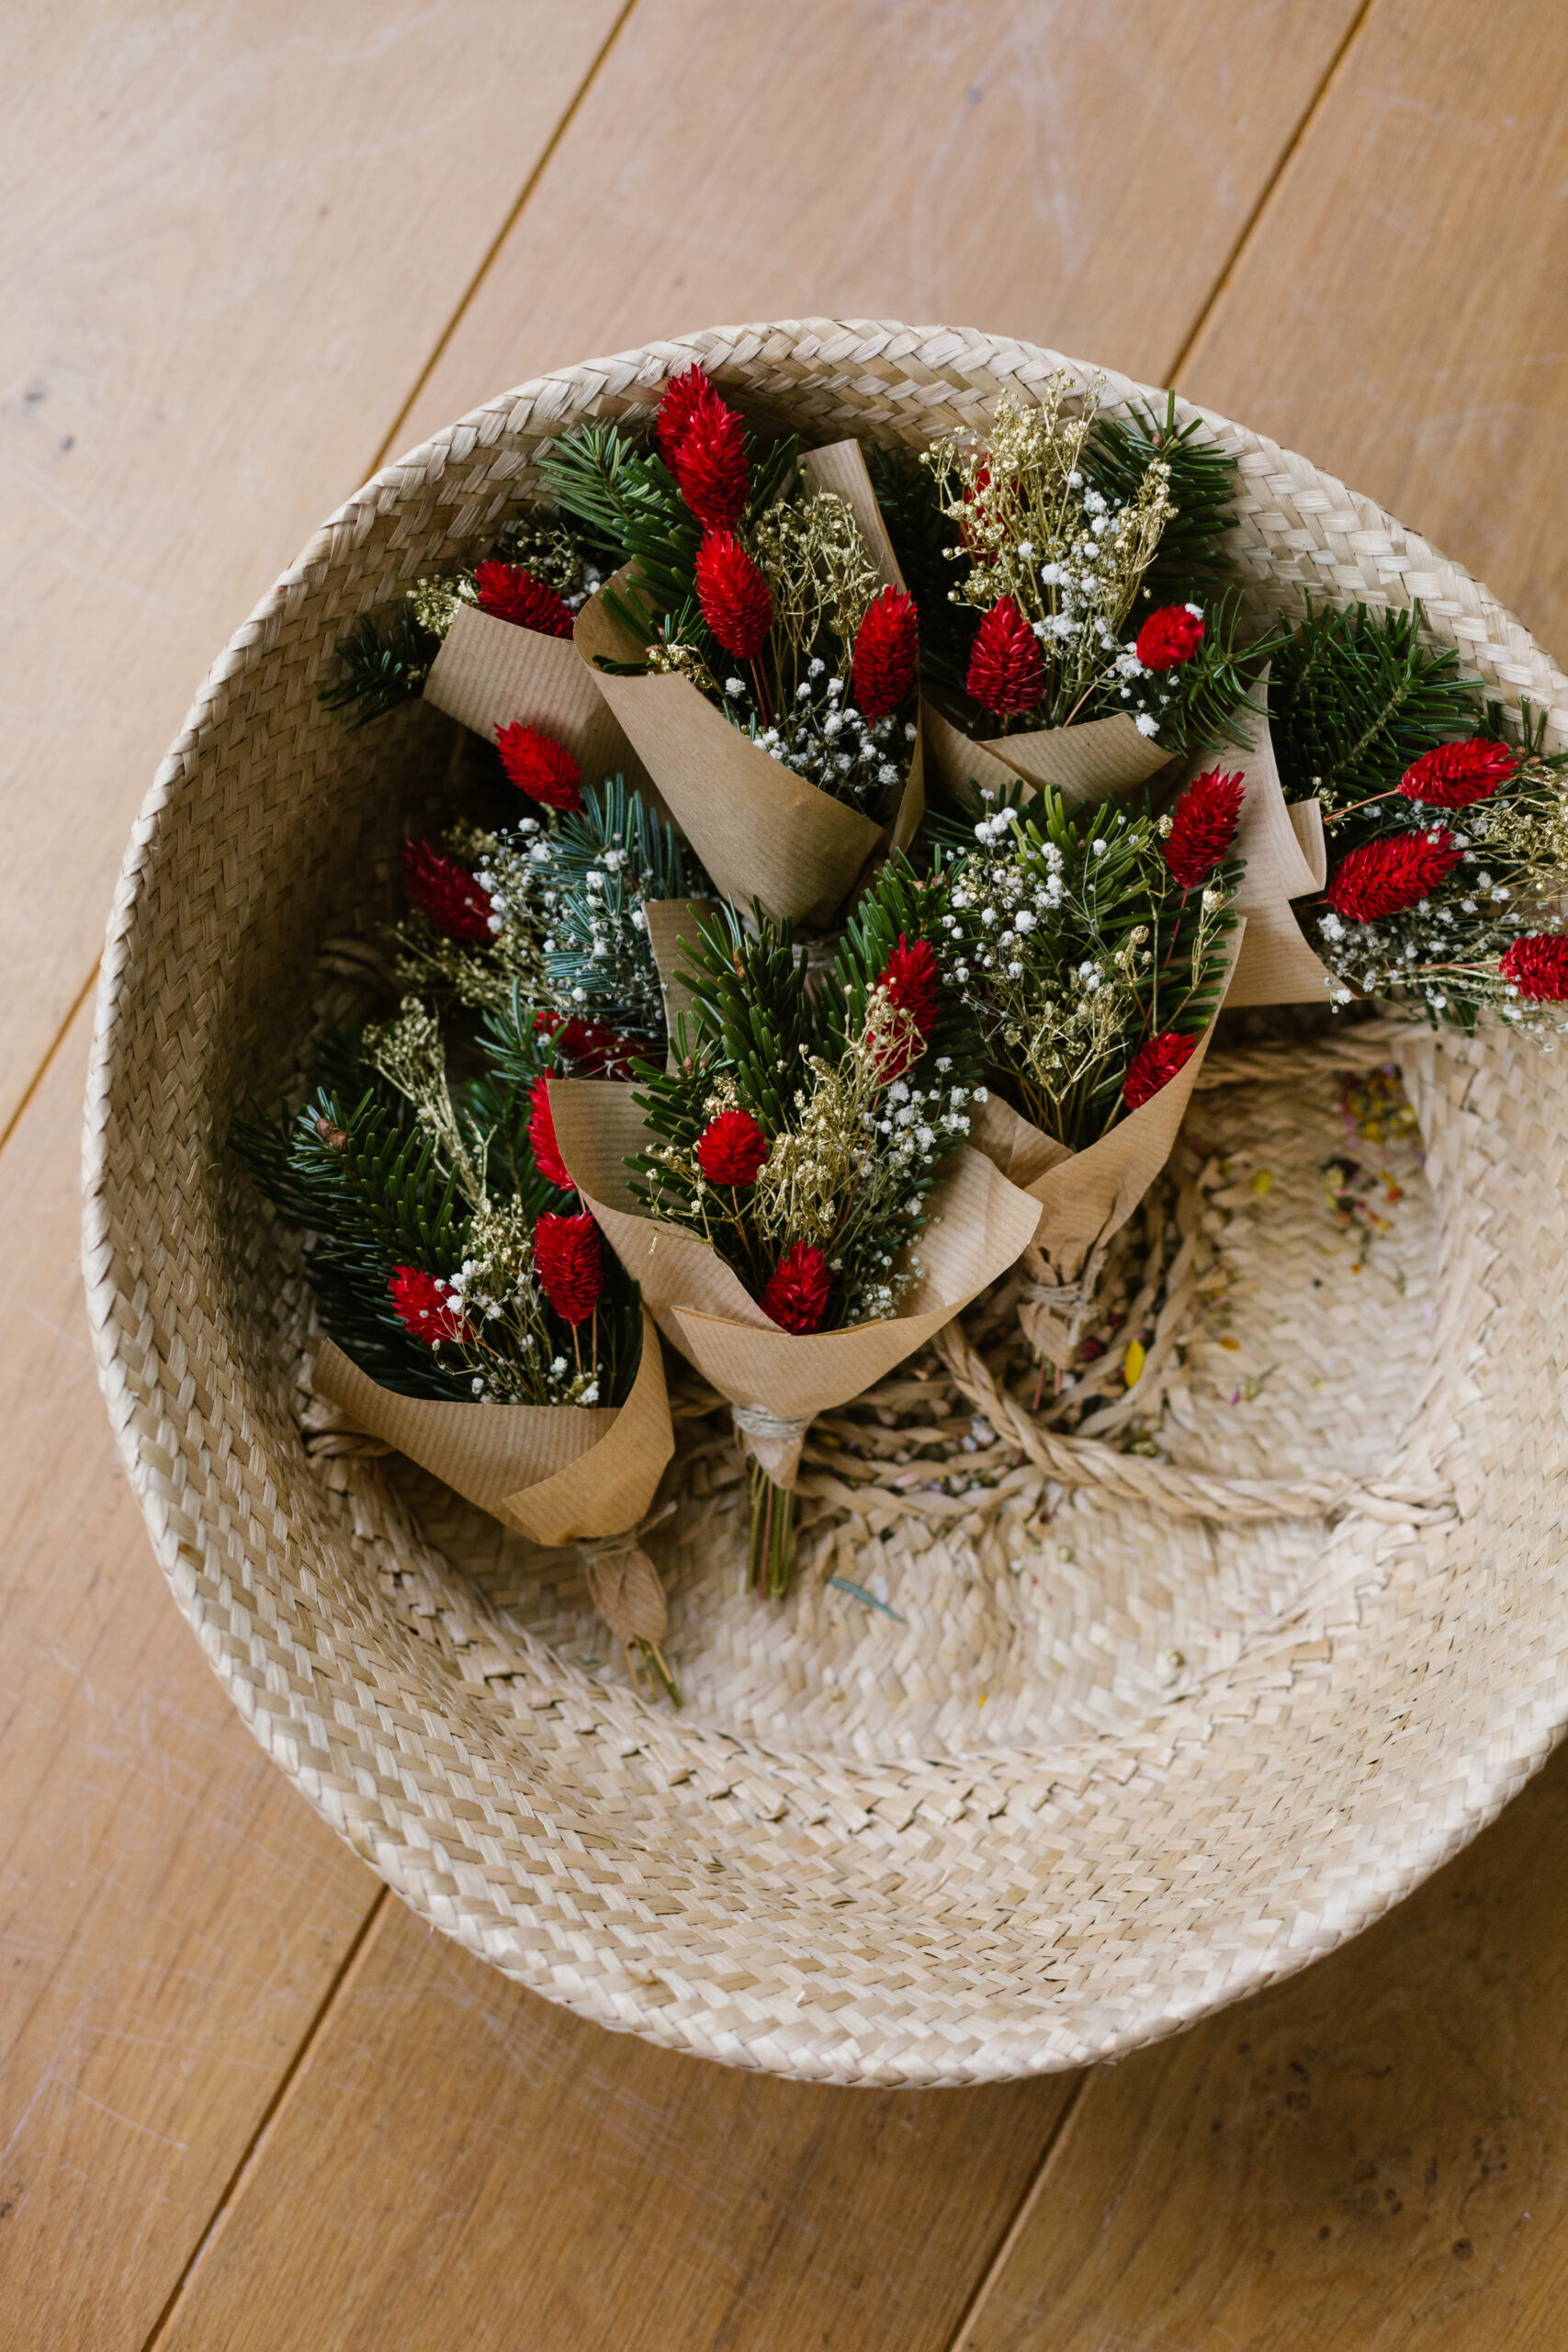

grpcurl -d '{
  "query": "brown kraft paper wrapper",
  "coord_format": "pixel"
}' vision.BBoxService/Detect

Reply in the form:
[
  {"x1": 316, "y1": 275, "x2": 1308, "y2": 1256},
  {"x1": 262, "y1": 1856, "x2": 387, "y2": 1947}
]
[
  {"x1": 572, "y1": 441, "x2": 923, "y2": 929},
  {"x1": 1208, "y1": 669, "x2": 1331, "y2": 1008},
  {"x1": 310, "y1": 1306, "x2": 674, "y2": 1544},
  {"x1": 641, "y1": 897, "x2": 724, "y2": 1068},
  {"x1": 923, "y1": 700, "x2": 1172, "y2": 814},
  {"x1": 549, "y1": 1080, "x2": 1042, "y2": 1487},
  {"x1": 966, "y1": 925, "x2": 1245, "y2": 1366},
  {"x1": 423, "y1": 600, "x2": 651, "y2": 797}
]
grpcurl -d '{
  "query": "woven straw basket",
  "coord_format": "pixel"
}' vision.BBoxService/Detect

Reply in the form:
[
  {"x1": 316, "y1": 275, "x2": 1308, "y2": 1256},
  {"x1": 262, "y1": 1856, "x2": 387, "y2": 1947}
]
[{"x1": 83, "y1": 322, "x2": 1568, "y2": 2088}]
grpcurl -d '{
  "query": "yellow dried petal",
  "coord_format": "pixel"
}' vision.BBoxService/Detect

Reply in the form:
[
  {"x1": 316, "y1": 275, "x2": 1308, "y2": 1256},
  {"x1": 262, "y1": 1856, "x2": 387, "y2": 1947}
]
[
  {"x1": 1123, "y1": 1340, "x2": 1146, "y2": 1388},
  {"x1": 1251, "y1": 1169, "x2": 1273, "y2": 1197}
]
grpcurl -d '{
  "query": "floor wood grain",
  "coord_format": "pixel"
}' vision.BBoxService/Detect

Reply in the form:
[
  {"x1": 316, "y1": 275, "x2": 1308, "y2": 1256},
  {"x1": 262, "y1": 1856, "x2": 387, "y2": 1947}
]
[
  {"x1": 0, "y1": 1007, "x2": 378, "y2": 2352},
  {"x1": 0, "y1": 0, "x2": 626, "y2": 1143},
  {"x1": 397, "y1": 0, "x2": 1364, "y2": 448},
  {"x1": 5, "y1": 3, "x2": 1568, "y2": 2346}
]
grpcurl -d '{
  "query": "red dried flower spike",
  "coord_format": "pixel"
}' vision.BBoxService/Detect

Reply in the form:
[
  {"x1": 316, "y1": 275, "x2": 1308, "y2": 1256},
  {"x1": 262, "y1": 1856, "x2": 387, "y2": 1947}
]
[
  {"x1": 496, "y1": 722, "x2": 582, "y2": 813},
  {"x1": 1162, "y1": 767, "x2": 1246, "y2": 890},
  {"x1": 1135, "y1": 604, "x2": 1205, "y2": 670},
  {"x1": 1325, "y1": 829, "x2": 1461, "y2": 922},
  {"x1": 852, "y1": 584, "x2": 919, "y2": 722},
  {"x1": 528, "y1": 1078, "x2": 574, "y2": 1192},
  {"x1": 673, "y1": 392, "x2": 749, "y2": 530},
  {"x1": 389, "y1": 1266, "x2": 471, "y2": 1347},
  {"x1": 695, "y1": 1106, "x2": 769, "y2": 1186},
  {"x1": 534, "y1": 1210, "x2": 603, "y2": 1326},
  {"x1": 694, "y1": 529, "x2": 773, "y2": 659},
  {"x1": 472, "y1": 560, "x2": 574, "y2": 639},
  {"x1": 1123, "y1": 1031, "x2": 1199, "y2": 1110},
  {"x1": 533, "y1": 1008, "x2": 639, "y2": 1079},
  {"x1": 760, "y1": 1240, "x2": 831, "y2": 1334},
  {"x1": 1500, "y1": 933, "x2": 1568, "y2": 1001},
  {"x1": 401, "y1": 839, "x2": 494, "y2": 944},
  {"x1": 654, "y1": 365, "x2": 716, "y2": 469},
  {"x1": 966, "y1": 595, "x2": 1044, "y2": 720},
  {"x1": 1399, "y1": 738, "x2": 1518, "y2": 808},
  {"x1": 870, "y1": 933, "x2": 940, "y2": 1080}
]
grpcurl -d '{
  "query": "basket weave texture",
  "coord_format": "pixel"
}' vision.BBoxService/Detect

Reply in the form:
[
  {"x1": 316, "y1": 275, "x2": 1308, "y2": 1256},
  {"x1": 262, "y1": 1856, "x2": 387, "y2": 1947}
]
[{"x1": 83, "y1": 321, "x2": 1568, "y2": 2087}]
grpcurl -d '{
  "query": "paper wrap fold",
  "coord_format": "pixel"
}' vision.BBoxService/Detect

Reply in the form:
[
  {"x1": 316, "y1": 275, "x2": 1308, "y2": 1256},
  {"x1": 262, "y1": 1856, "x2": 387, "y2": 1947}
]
[
  {"x1": 967, "y1": 927, "x2": 1244, "y2": 1365},
  {"x1": 310, "y1": 1307, "x2": 674, "y2": 1544},
  {"x1": 923, "y1": 701, "x2": 1171, "y2": 813},
  {"x1": 572, "y1": 441, "x2": 923, "y2": 928},
  {"x1": 642, "y1": 897, "x2": 724, "y2": 1066},
  {"x1": 549, "y1": 1080, "x2": 1042, "y2": 1487},
  {"x1": 1212, "y1": 671, "x2": 1332, "y2": 1008},
  {"x1": 423, "y1": 600, "x2": 649, "y2": 796}
]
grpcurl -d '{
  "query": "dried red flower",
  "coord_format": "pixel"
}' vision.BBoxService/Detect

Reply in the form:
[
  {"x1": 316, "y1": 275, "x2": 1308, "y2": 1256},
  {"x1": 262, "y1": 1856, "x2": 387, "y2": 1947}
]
[
  {"x1": 760, "y1": 1240, "x2": 832, "y2": 1334},
  {"x1": 1135, "y1": 604, "x2": 1205, "y2": 670},
  {"x1": 694, "y1": 529, "x2": 773, "y2": 659},
  {"x1": 401, "y1": 838, "x2": 494, "y2": 944},
  {"x1": 533, "y1": 1008, "x2": 639, "y2": 1079},
  {"x1": 695, "y1": 1106, "x2": 769, "y2": 1186},
  {"x1": 528, "y1": 1078, "x2": 574, "y2": 1192},
  {"x1": 1500, "y1": 933, "x2": 1568, "y2": 1001},
  {"x1": 472, "y1": 560, "x2": 574, "y2": 639},
  {"x1": 673, "y1": 392, "x2": 748, "y2": 530},
  {"x1": 496, "y1": 722, "x2": 582, "y2": 813},
  {"x1": 870, "y1": 933, "x2": 940, "y2": 1080},
  {"x1": 852, "y1": 584, "x2": 919, "y2": 721},
  {"x1": 1399, "y1": 738, "x2": 1518, "y2": 808},
  {"x1": 1325, "y1": 828, "x2": 1461, "y2": 922},
  {"x1": 1122, "y1": 1031, "x2": 1199, "y2": 1110},
  {"x1": 389, "y1": 1265, "x2": 471, "y2": 1347},
  {"x1": 1162, "y1": 767, "x2": 1246, "y2": 890},
  {"x1": 654, "y1": 365, "x2": 716, "y2": 469},
  {"x1": 534, "y1": 1210, "x2": 604, "y2": 1326},
  {"x1": 966, "y1": 594, "x2": 1044, "y2": 720}
]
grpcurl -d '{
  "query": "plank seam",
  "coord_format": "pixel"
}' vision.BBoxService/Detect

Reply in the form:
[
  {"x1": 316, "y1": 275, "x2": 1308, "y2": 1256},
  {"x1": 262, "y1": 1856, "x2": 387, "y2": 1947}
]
[
  {"x1": 136, "y1": 1885, "x2": 389, "y2": 2351},
  {"x1": 0, "y1": 958, "x2": 100, "y2": 1165},
  {"x1": 941, "y1": 2069, "x2": 1094, "y2": 2352},
  {"x1": 364, "y1": 0, "x2": 644, "y2": 481},
  {"x1": 1164, "y1": 0, "x2": 1378, "y2": 388}
]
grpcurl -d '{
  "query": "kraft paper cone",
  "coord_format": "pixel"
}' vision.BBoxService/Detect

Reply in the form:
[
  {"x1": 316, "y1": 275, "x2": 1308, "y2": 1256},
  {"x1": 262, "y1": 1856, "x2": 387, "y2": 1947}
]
[
  {"x1": 310, "y1": 1307, "x2": 673, "y2": 1545},
  {"x1": 573, "y1": 440, "x2": 924, "y2": 926},
  {"x1": 967, "y1": 923, "x2": 1246, "y2": 1294},
  {"x1": 423, "y1": 600, "x2": 649, "y2": 796},
  {"x1": 642, "y1": 897, "x2": 724, "y2": 1067},
  {"x1": 923, "y1": 701, "x2": 1171, "y2": 814},
  {"x1": 549, "y1": 1080, "x2": 1041, "y2": 1487},
  {"x1": 1213, "y1": 671, "x2": 1332, "y2": 1008}
]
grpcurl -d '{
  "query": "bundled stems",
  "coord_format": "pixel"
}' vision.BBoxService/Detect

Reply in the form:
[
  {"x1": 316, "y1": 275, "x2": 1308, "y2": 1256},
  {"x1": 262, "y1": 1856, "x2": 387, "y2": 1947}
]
[{"x1": 747, "y1": 1458, "x2": 798, "y2": 1600}]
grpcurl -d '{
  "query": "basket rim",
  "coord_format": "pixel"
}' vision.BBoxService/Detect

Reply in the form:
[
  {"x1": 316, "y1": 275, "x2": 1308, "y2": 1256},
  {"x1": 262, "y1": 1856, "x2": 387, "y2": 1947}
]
[{"x1": 79, "y1": 317, "x2": 1568, "y2": 2086}]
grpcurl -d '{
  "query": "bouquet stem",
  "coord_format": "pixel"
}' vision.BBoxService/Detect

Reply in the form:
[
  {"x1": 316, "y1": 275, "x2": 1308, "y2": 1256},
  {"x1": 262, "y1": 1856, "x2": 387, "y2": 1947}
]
[{"x1": 747, "y1": 1458, "x2": 798, "y2": 1599}]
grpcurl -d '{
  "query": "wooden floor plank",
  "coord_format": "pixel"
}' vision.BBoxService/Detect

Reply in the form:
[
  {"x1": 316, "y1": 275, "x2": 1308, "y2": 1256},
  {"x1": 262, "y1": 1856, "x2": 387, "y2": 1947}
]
[
  {"x1": 154, "y1": 1892, "x2": 1076, "y2": 2352},
  {"x1": 397, "y1": 0, "x2": 1364, "y2": 451},
  {"x1": 964, "y1": 1740, "x2": 1568, "y2": 2352},
  {"x1": 0, "y1": 0, "x2": 626, "y2": 1145},
  {"x1": 1183, "y1": 0, "x2": 1568, "y2": 650},
  {"x1": 0, "y1": 1006, "x2": 380, "y2": 2352}
]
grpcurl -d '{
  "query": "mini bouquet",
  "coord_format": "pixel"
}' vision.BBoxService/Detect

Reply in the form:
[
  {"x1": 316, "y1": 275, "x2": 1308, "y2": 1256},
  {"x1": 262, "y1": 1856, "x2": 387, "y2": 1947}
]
[
  {"x1": 933, "y1": 771, "x2": 1245, "y2": 1365},
  {"x1": 893, "y1": 376, "x2": 1268, "y2": 814},
  {"x1": 546, "y1": 863, "x2": 1039, "y2": 1594},
  {"x1": 543, "y1": 368, "x2": 923, "y2": 926},
  {"x1": 321, "y1": 502, "x2": 645, "y2": 790},
  {"x1": 1269, "y1": 602, "x2": 1568, "y2": 1035},
  {"x1": 232, "y1": 998, "x2": 678, "y2": 1692}
]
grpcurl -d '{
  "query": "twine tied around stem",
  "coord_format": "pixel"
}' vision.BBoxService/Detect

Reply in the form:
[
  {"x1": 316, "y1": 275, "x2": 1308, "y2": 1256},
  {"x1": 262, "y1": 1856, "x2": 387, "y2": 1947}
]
[
  {"x1": 730, "y1": 1403, "x2": 816, "y2": 1490},
  {"x1": 1018, "y1": 1241, "x2": 1110, "y2": 1373}
]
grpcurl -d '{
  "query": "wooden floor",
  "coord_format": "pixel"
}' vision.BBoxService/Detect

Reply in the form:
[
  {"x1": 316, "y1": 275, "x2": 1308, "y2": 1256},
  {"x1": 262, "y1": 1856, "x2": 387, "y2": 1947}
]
[{"x1": 6, "y1": 3, "x2": 1568, "y2": 2343}]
